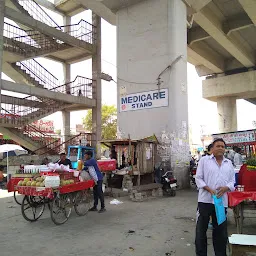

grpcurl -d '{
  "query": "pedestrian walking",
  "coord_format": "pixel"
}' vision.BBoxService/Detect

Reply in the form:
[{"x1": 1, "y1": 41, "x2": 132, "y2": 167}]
[{"x1": 195, "y1": 138, "x2": 235, "y2": 256}]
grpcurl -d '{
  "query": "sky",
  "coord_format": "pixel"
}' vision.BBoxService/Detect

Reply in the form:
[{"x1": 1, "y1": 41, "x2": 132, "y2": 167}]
[{"x1": 2, "y1": 7, "x2": 256, "y2": 145}]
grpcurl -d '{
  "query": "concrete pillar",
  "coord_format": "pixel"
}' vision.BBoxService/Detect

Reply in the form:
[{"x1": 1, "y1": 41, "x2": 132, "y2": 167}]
[
  {"x1": 0, "y1": 1, "x2": 5, "y2": 107},
  {"x1": 62, "y1": 110, "x2": 70, "y2": 152},
  {"x1": 217, "y1": 97, "x2": 237, "y2": 133},
  {"x1": 92, "y1": 13, "x2": 102, "y2": 158},
  {"x1": 116, "y1": 0, "x2": 189, "y2": 188},
  {"x1": 63, "y1": 63, "x2": 71, "y2": 93},
  {"x1": 63, "y1": 15, "x2": 71, "y2": 34}
]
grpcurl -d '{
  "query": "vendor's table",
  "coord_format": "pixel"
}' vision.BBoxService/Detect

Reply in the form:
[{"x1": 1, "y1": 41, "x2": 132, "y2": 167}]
[{"x1": 228, "y1": 191, "x2": 256, "y2": 234}]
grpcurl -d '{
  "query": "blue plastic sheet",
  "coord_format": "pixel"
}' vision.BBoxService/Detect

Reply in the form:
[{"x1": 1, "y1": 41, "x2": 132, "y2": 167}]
[{"x1": 212, "y1": 195, "x2": 226, "y2": 225}]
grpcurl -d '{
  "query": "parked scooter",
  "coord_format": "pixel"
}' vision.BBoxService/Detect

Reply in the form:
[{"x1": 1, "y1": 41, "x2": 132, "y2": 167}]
[
  {"x1": 155, "y1": 163, "x2": 177, "y2": 197},
  {"x1": 190, "y1": 165, "x2": 197, "y2": 187}
]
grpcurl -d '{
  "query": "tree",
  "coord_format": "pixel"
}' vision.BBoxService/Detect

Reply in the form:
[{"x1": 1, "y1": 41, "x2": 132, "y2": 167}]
[
  {"x1": 55, "y1": 129, "x2": 61, "y2": 135},
  {"x1": 83, "y1": 105, "x2": 117, "y2": 140}
]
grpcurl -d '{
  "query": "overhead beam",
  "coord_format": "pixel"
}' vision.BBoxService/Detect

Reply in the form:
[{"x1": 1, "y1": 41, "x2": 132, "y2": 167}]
[
  {"x1": 238, "y1": 0, "x2": 256, "y2": 25},
  {"x1": 194, "y1": 6, "x2": 255, "y2": 67},
  {"x1": 187, "y1": 42, "x2": 225, "y2": 73},
  {"x1": 182, "y1": 0, "x2": 212, "y2": 14},
  {"x1": 188, "y1": 26, "x2": 211, "y2": 45},
  {"x1": 33, "y1": 0, "x2": 65, "y2": 16},
  {"x1": 4, "y1": 7, "x2": 93, "y2": 51},
  {"x1": 1, "y1": 79, "x2": 96, "y2": 107},
  {"x1": 223, "y1": 14, "x2": 253, "y2": 35},
  {"x1": 76, "y1": 0, "x2": 116, "y2": 25},
  {"x1": 202, "y1": 70, "x2": 256, "y2": 101}
]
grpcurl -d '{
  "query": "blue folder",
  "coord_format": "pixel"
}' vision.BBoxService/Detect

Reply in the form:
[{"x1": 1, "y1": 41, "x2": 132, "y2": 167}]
[{"x1": 213, "y1": 195, "x2": 226, "y2": 225}]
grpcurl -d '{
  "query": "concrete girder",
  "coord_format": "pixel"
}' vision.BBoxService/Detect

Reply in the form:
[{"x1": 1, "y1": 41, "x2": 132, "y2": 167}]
[
  {"x1": 4, "y1": 7, "x2": 93, "y2": 51},
  {"x1": 188, "y1": 27, "x2": 211, "y2": 45},
  {"x1": 76, "y1": 0, "x2": 116, "y2": 25},
  {"x1": 194, "y1": 7, "x2": 255, "y2": 67},
  {"x1": 188, "y1": 14, "x2": 253, "y2": 45},
  {"x1": 238, "y1": 0, "x2": 256, "y2": 25},
  {"x1": 183, "y1": 0, "x2": 212, "y2": 13},
  {"x1": 1, "y1": 79, "x2": 96, "y2": 107},
  {"x1": 202, "y1": 70, "x2": 256, "y2": 101},
  {"x1": 33, "y1": 0, "x2": 65, "y2": 16},
  {"x1": 187, "y1": 42, "x2": 225, "y2": 73},
  {"x1": 223, "y1": 14, "x2": 254, "y2": 35}
]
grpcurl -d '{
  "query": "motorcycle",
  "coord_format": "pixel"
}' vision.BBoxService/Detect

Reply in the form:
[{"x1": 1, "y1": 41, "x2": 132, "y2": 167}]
[
  {"x1": 161, "y1": 171, "x2": 178, "y2": 196},
  {"x1": 190, "y1": 162, "x2": 197, "y2": 187},
  {"x1": 155, "y1": 162, "x2": 177, "y2": 197}
]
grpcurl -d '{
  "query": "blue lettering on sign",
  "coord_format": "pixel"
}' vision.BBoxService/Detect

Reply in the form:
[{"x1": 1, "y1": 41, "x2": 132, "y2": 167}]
[
  {"x1": 159, "y1": 91, "x2": 165, "y2": 99},
  {"x1": 121, "y1": 90, "x2": 167, "y2": 110},
  {"x1": 121, "y1": 97, "x2": 128, "y2": 104},
  {"x1": 153, "y1": 93, "x2": 159, "y2": 100}
]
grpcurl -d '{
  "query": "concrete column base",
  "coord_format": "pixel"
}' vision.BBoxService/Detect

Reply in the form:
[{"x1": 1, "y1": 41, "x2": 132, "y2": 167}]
[{"x1": 172, "y1": 166, "x2": 190, "y2": 189}]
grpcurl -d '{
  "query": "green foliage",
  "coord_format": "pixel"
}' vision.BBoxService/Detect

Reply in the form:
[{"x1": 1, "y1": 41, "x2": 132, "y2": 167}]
[
  {"x1": 83, "y1": 105, "x2": 117, "y2": 140},
  {"x1": 55, "y1": 129, "x2": 61, "y2": 135},
  {"x1": 246, "y1": 158, "x2": 256, "y2": 167}
]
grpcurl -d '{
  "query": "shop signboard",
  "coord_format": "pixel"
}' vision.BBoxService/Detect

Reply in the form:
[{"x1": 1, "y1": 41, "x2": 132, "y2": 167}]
[
  {"x1": 120, "y1": 89, "x2": 168, "y2": 112},
  {"x1": 31, "y1": 120, "x2": 54, "y2": 133},
  {"x1": 213, "y1": 130, "x2": 256, "y2": 144}
]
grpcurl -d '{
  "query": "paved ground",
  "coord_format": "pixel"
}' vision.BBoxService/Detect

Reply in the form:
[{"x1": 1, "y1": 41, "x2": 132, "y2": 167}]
[{"x1": 0, "y1": 189, "x2": 255, "y2": 256}]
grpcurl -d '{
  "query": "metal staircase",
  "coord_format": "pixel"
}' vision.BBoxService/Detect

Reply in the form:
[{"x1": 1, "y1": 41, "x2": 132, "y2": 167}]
[
  {"x1": 1, "y1": 1, "x2": 96, "y2": 154},
  {"x1": 17, "y1": 0, "x2": 62, "y2": 29},
  {"x1": 3, "y1": 22, "x2": 70, "y2": 58}
]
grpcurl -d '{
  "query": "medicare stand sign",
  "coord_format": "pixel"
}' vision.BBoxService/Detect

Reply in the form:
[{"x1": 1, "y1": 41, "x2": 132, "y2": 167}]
[{"x1": 120, "y1": 89, "x2": 168, "y2": 112}]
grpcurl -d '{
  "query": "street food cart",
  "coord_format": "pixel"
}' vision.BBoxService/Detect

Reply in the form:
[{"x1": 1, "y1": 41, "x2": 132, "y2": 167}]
[
  {"x1": 15, "y1": 166, "x2": 94, "y2": 225},
  {"x1": 101, "y1": 135, "x2": 159, "y2": 188},
  {"x1": 228, "y1": 164, "x2": 256, "y2": 233}
]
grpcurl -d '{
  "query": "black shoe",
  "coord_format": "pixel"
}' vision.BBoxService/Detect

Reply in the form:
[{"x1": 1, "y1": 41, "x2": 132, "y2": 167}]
[
  {"x1": 98, "y1": 208, "x2": 106, "y2": 213},
  {"x1": 89, "y1": 207, "x2": 98, "y2": 212}
]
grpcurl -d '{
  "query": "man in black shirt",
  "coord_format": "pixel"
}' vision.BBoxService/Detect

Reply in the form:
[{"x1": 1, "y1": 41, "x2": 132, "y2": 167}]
[{"x1": 57, "y1": 153, "x2": 72, "y2": 169}]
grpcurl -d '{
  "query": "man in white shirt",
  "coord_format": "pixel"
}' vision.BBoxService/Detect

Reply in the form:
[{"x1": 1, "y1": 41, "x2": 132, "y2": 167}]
[
  {"x1": 195, "y1": 138, "x2": 235, "y2": 256},
  {"x1": 233, "y1": 148, "x2": 243, "y2": 167}
]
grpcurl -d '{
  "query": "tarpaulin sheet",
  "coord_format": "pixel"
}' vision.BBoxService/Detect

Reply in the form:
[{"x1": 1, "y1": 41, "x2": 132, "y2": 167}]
[{"x1": 228, "y1": 191, "x2": 256, "y2": 207}]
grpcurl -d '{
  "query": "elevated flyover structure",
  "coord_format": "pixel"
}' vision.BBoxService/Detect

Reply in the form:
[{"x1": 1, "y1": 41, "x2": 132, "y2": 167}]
[
  {"x1": 0, "y1": 0, "x2": 102, "y2": 153},
  {"x1": 3, "y1": 0, "x2": 255, "y2": 187}
]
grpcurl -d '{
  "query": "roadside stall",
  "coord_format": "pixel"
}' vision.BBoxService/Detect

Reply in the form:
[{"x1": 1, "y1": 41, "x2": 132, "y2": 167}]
[
  {"x1": 101, "y1": 135, "x2": 159, "y2": 190},
  {"x1": 16, "y1": 163, "x2": 94, "y2": 225},
  {"x1": 212, "y1": 129, "x2": 256, "y2": 158},
  {"x1": 228, "y1": 163, "x2": 256, "y2": 233}
]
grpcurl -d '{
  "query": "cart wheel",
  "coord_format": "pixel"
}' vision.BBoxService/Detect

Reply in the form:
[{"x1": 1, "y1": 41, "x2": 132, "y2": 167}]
[
  {"x1": 74, "y1": 190, "x2": 92, "y2": 216},
  {"x1": 21, "y1": 196, "x2": 45, "y2": 222},
  {"x1": 14, "y1": 191, "x2": 25, "y2": 205},
  {"x1": 50, "y1": 194, "x2": 72, "y2": 225}
]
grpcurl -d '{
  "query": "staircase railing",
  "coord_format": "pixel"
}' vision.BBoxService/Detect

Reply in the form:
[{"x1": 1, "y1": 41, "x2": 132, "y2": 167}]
[
  {"x1": 18, "y1": 0, "x2": 62, "y2": 29},
  {"x1": 0, "y1": 75, "x2": 95, "y2": 125},
  {"x1": 3, "y1": 22, "x2": 65, "y2": 55},
  {"x1": 50, "y1": 75, "x2": 95, "y2": 98},
  {"x1": 16, "y1": 59, "x2": 59, "y2": 90},
  {"x1": 59, "y1": 19, "x2": 96, "y2": 44},
  {"x1": 34, "y1": 132, "x2": 94, "y2": 155}
]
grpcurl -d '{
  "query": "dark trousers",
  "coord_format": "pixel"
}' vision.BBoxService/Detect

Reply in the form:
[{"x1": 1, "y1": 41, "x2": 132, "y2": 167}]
[
  {"x1": 93, "y1": 180, "x2": 105, "y2": 209},
  {"x1": 195, "y1": 202, "x2": 227, "y2": 256}
]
